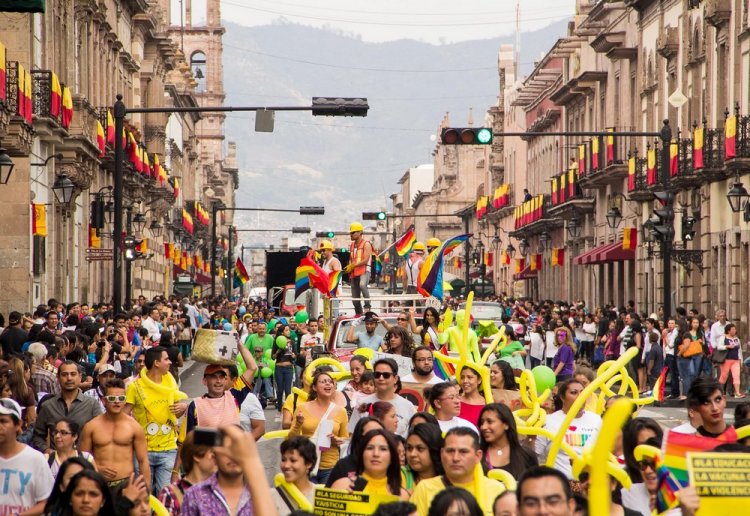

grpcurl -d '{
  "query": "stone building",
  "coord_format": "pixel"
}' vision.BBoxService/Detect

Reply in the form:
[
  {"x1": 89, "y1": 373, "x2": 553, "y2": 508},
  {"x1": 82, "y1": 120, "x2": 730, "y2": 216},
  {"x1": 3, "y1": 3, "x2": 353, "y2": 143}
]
[{"x1": 0, "y1": 0, "x2": 237, "y2": 314}]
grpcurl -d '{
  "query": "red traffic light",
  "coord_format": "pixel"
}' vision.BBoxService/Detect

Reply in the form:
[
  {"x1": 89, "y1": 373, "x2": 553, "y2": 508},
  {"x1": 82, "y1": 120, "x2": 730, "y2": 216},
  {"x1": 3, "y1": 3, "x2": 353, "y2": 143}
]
[{"x1": 442, "y1": 128, "x2": 459, "y2": 144}]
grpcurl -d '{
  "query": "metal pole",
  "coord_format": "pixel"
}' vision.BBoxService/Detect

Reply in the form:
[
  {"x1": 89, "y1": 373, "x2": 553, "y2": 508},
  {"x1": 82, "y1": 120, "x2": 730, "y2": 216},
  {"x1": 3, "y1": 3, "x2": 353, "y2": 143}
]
[
  {"x1": 124, "y1": 207, "x2": 132, "y2": 310},
  {"x1": 659, "y1": 120, "x2": 673, "y2": 323},
  {"x1": 391, "y1": 220, "x2": 397, "y2": 294},
  {"x1": 210, "y1": 204, "x2": 218, "y2": 298},
  {"x1": 464, "y1": 215, "x2": 470, "y2": 296},
  {"x1": 112, "y1": 95, "x2": 125, "y2": 311},
  {"x1": 227, "y1": 226, "x2": 234, "y2": 299}
]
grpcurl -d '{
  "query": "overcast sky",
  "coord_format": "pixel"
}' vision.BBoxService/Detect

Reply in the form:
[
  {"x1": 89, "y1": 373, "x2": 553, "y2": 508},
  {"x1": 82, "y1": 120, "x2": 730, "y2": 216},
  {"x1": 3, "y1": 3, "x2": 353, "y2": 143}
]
[{"x1": 219, "y1": 0, "x2": 577, "y2": 43}]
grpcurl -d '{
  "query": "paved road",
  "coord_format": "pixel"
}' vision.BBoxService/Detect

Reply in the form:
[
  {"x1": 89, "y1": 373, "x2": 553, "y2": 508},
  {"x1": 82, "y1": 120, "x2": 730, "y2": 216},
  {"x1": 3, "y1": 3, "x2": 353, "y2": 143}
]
[{"x1": 179, "y1": 360, "x2": 283, "y2": 485}]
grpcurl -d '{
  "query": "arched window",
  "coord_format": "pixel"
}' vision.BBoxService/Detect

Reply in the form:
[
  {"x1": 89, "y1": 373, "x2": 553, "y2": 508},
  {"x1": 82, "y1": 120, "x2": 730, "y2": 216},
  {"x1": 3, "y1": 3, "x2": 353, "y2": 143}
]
[{"x1": 191, "y1": 51, "x2": 206, "y2": 92}]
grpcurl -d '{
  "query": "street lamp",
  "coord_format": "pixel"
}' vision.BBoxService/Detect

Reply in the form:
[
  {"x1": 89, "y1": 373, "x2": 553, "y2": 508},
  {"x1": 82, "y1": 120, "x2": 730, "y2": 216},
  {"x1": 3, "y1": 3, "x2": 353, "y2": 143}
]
[
  {"x1": 539, "y1": 232, "x2": 551, "y2": 251},
  {"x1": 519, "y1": 238, "x2": 530, "y2": 256},
  {"x1": 132, "y1": 212, "x2": 147, "y2": 234},
  {"x1": 0, "y1": 147, "x2": 14, "y2": 184},
  {"x1": 52, "y1": 174, "x2": 75, "y2": 204},
  {"x1": 726, "y1": 174, "x2": 749, "y2": 213},
  {"x1": 505, "y1": 243, "x2": 516, "y2": 259},
  {"x1": 606, "y1": 206, "x2": 623, "y2": 229},
  {"x1": 567, "y1": 217, "x2": 582, "y2": 238},
  {"x1": 149, "y1": 220, "x2": 163, "y2": 238},
  {"x1": 492, "y1": 233, "x2": 501, "y2": 251}
]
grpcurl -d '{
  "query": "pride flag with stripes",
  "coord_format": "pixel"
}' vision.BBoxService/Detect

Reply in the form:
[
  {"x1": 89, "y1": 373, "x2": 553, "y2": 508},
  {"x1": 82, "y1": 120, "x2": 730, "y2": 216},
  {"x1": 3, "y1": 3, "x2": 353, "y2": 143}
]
[
  {"x1": 394, "y1": 225, "x2": 416, "y2": 256},
  {"x1": 417, "y1": 234, "x2": 470, "y2": 300}
]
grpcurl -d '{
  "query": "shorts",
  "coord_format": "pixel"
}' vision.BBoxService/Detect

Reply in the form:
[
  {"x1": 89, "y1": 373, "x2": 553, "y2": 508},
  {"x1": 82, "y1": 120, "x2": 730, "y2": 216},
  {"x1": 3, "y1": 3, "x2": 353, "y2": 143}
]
[{"x1": 107, "y1": 477, "x2": 129, "y2": 492}]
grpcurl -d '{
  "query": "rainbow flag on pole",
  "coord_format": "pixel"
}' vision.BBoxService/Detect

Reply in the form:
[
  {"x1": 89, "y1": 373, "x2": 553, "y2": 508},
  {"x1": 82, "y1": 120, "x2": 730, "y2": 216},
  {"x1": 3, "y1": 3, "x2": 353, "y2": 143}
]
[
  {"x1": 233, "y1": 258, "x2": 250, "y2": 288},
  {"x1": 417, "y1": 233, "x2": 470, "y2": 300},
  {"x1": 394, "y1": 225, "x2": 416, "y2": 256}
]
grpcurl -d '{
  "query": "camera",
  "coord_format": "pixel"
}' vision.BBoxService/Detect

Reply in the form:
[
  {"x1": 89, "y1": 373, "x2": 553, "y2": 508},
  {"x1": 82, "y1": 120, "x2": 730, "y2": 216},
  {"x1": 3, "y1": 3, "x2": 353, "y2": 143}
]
[{"x1": 194, "y1": 427, "x2": 223, "y2": 447}]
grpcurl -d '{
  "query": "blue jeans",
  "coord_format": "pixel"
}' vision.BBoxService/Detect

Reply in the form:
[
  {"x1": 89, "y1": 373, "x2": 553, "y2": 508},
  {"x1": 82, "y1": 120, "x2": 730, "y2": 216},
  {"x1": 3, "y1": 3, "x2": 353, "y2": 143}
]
[
  {"x1": 666, "y1": 354, "x2": 680, "y2": 397},
  {"x1": 529, "y1": 357, "x2": 542, "y2": 369},
  {"x1": 677, "y1": 356, "x2": 694, "y2": 396},
  {"x1": 275, "y1": 365, "x2": 294, "y2": 410},
  {"x1": 693, "y1": 355, "x2": 707, "y2": 379},
  {"x1": 253, "y1": 376, "x2": 273, "y2": 398},
  {"x1": 147, "y1": 449, "x2": 177, "y2": 495},
  {"x1": 312, "y1": 468, "x2": 332, "y2": 485}
]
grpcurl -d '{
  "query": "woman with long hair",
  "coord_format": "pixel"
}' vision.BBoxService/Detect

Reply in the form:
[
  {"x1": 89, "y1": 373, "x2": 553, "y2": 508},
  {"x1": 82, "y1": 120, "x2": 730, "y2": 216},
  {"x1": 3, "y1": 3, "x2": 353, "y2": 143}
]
[
  {"x1": 478, "y1": 403, "x2": 537, "y2": 478},
  {"x1": 426, "y1": 382, "x2": 478, "y2": 434},
  {"x1": 535, "y1": 378, "x2": 602, "y2": 479},
  {"x1": 408, "y1": 412, "x2": 439, "y2": 431},
  {"x1": 44, "y1": 457, "x2": 97, "y2": 516},
  {"x1": 330, "y1": 429, "x2": 409, "y2": 500},
  {"x1": 489, "y1": 360, "x2": 517, "y2": 391},
  {"x1": 497, "y1": 326, "x2": 526, "y2": 373},
  {"x1": 457, "y1": 366, "x2": 485, "y2": 427},
  {"x1": 271, "y1": 436, "x2": 319, "y2": 514},
  {"x1": 552, "y1": 326, "x2": 576, "y2": 382},
  {"x1": 405, "y1": 423, "x2": 443, "y2": 488},
  {"x1": 289, "y1": 370, "x2": 349, "y2": 485},
  {"x1": 7, "y1": 356, "x2": 36, "y2": 442},
  {"x1": 417, "y1": 307, "x2": 441, "y2": 350},
  {"x1": 528, "y1": 321, "x2": 546, "y2": 368},
  {"x1": 45, "y1": 419, "x2": 95, "y2": 478},
  {"x1": 380, "y1": 326, "x2": 413, "y2": 357},
  {"x1": 427, "y1": 487, "x2": 483, "y2": 516},
  {"x1": 621, "y1": 417, "x2": 663, "y2": 483},
  {"x1": 56, "y1": 470, "x2": 114, "y2": 516},
  {"x1": 325, "y1": 417, "x2": 384, "y2": 487}
]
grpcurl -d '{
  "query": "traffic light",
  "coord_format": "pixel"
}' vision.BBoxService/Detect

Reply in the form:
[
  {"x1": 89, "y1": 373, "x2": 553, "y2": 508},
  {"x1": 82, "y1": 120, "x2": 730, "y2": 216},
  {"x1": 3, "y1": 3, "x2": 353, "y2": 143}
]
[
  {"x1": 315, "y1": 231, "x2": 335, "y2": 238},
  {"x1": 299, "y1": 206, "x2": 325, "y2": 215},
  {"x1": 682, "y1": 214, "x2": 696, "y2": 241},
  {"x1": 339, "y1": 247, "x2": 347, "y2": 253},
  {"x1": 362, "y1": 211, "x2": 387, "y2": 221},
  {"x1": 312, "y1": 97, "x2": 369, "y2": 117},
  {"x1": 440, "y1": 127, "x2": 493, "y2": 145},
  {"x1": 291, "y1": 227, "x2": 311, "y2": 234},
  {"x1": 90, "y1": 199, "x2": 105, "y2": 230},
  {"x1": 651, "y1": 191, "x2": 675, "y2": 241},
  {"x1": 124, "y1": 235, "x2": 137, "y2": 261}
]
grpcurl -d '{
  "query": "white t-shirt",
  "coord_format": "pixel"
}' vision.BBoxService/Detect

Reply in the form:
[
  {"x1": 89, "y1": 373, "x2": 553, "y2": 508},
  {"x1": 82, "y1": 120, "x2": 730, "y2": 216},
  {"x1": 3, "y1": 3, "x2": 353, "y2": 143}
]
[
  {"x1": 582, "y1": 322, "x2": 597, "y2": 341},
  {"x1": 437, "y1": 416, "x2": 479, "y2": 435},
  {"x1": 239, "y1": 393, "x2": 266, "y2": 433},
  {"x1": 535, "y1": 410, "x2": 602, "y2": 479},
  {"x1": 348, "y1": 393, "x2": 416, "y2": 437},
  {"x1": 401, "y1": 373, "x2": 442, "y2": 385},
  {"x1": 710, "y1": 320, "x2": 728, "y2": 350},
  {"x1": 529, "y1": 333, "x2": 545, "y2": 360},
  {"x1": 545, "y1": 330, "x2": 557, "y2": 360},
  {"x1": 0, "y1": 445, "x2": 55, "y2": 515},
  {"x1": 300, "y1": 332, "x2": 324, "y2": 348},
  {"x1": 665, "y1": 329, "x2": 679, "y2": 356},
  {"x1": 141, "y1": 317, "x2": 161, "y2": 342}
]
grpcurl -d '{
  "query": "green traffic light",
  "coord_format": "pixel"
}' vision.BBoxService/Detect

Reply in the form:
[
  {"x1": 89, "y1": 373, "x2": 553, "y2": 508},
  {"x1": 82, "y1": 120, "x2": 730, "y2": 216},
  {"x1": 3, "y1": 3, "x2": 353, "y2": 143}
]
[
  {"x1": 377, "y1": 212, "x2": 386, "y2": 220},
  {"x1": 326, "y1": 231, "x2": 334, "y2": 238},
  {"x1": 476, "y1": 128, "x2": 492, "y2": 144},
  {"x1": 340, "y1": 248, "x2": 347, "y2": 253}
]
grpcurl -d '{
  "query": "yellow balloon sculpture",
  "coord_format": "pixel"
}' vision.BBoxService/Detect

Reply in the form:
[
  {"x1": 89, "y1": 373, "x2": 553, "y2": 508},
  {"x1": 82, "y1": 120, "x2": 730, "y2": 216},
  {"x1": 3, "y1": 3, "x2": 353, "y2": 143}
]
[{"x1": 274, "y1": 473, "x2": 314, "y2": 511}]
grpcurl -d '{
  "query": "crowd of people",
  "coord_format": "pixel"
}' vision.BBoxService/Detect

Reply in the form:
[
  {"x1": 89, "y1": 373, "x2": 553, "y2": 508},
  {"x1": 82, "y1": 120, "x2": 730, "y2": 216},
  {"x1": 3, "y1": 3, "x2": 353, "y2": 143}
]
[{"x1": 0, "y1": 294, "x2": 749, "y2": 516}]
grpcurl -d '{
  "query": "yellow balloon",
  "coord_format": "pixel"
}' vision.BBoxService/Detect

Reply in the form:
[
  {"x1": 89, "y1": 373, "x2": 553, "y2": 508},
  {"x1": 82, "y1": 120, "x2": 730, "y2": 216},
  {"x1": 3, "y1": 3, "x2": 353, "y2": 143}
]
[
  {"x1": 149, "y1": 496, "x2": 169, "y2": 516},
  {"x1": 737, "y1": 424, "x2": 750, "y2": 441},
  {"x1": 261, "y1": 429, "x2": 290, "y2": 441},
  {"x1": 274, "y1": 473, "x2": 314, "y2": 511},
  {"x1": 303, "y1": 356, "x2": 350, "y2": 385},
  {"x1": 353, "y1": 347, "x2": 374, "y2": 360},
  {"x1": 488, "y1": 468, "x2": 517, "y2": 492}
]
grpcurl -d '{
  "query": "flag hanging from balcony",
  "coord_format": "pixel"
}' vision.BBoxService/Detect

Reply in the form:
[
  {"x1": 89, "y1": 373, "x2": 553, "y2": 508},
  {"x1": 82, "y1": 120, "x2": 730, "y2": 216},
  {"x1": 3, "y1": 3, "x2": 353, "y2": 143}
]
[
  {"x1": 725, "y1": 114, "x2": 737, "y2": 160},
  {"x1": 622, "y1": 227, "x2": 638, "y2": 251},
  {"x1": 31, "y1": 203, "x2": 47, "y2": 237},
  {"x1": 551, "y1": 176, "x2": 558, "y2": 205},
  {"x1": 0, "y1": 42, "x2": 6, "y2": 102},
  {"x1": 568, "y1": 167, "x2": 576, "y2": 198},
  {"x1": 234, "y1": 257, "x2": 250, "y2": 288},
  {"x1": 142, "y1": 151, "x2": 151, "y2": 177},
  {"x1": 24, "y1": 69, "x2": 31, "y2": 124},
  {"x1": 173, "y1": 177, "x2": 180, "y2": 198},
  {"x1": 182, "y1": 208, "x2": 193, "y2": 234},
  {"x1": 670, "y1": 139, "x2": 678, "y2": 177},
  {"x1": 514, "y1": 258, "x2": 525, "y2": 274},
  {"x1": 61, "y1": 85, "x2": 73, "y2": 129},
  {"x1": 195, "y1": 255, "x2": 203, "y2": 270},
  {"x1": 578, "y1": 144, "x2": 586, "y2": 176},
  {"x1": 394, "y1": 224, "x2": 416, "y2": 256},
  {"x1": 493, "y1": 184, "x2": 510, "y2": 209},
  {"x1": 173, "y1": 246, "x2": 180, "y2": 265},
  {"x1": 530, "y1": 253, "x2": 542, "y2": 272},
  {"x1": 647, "y1": 147, "x2": 657, "y2": 186},
  {"x1": 50, "y1": 72, "x2": 61, "y2": 118},
  {"x1": 180, "y1": 252, "x2": 188, "y2": 270},
  {"x1": 627, "y1": 154, "x2": 636, "y2": 191},
  {"x1": 136, "y1": 238, "x2": 148, "y2": 255},
  {"x1": 551, "y1": 248, "x2": 564, "y2": 267},
  {"x1": 591, "y1": 136, "x2": 600, "y2": 170},
  {"x1": 606, "y1": 128, "x2": 614, "y2": 164},
  {"x1": 96, "y1": 120, "x2": 105, "y2": 157},
  {"x1": 535, "y1": 194, "x2": 543, "y2": 220},
  {"x1": 88, "y1": 225, "x2": 100, "y2": 248},
  {"x1": 106, "y1": 109, "x2": 115, "y2": 145},
  {"x1": 486, "y1": 252, "x2": 493, "y2": 266},
  {"x1": 693, "y1": 125, "x2": 704, "y2": 170},
  {"x1": 153, "y1": 154, "x2": 163, "y2": 183},
  {"x1": 16, "y1": 63, "x2": 25, "y2": 118},
  {"x1": 476, "y1": 196, "x2": 488, "y2": 219},
  {"x1": 500, "y1": 250, "x2": 509, "y2": 265},
  {"x1": 559, "y1": 173, "x2": 567, "y2": 203},
  {"x1": 165, "y1": 242, "x2": 173, "y2": 259}
]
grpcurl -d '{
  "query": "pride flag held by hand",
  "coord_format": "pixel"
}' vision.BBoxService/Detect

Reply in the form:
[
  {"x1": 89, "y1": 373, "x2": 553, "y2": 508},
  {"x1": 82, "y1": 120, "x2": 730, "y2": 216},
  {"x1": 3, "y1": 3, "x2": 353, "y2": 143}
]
[
  {"x1": 417, "y1": 233, "x2": 470, "y2": 300},
  {"x1": 295, "y1": 250, "x2": 340, "y2": 298},
  {"x1": 394, "y1": 225, "x2": 416, "y2": 256}
]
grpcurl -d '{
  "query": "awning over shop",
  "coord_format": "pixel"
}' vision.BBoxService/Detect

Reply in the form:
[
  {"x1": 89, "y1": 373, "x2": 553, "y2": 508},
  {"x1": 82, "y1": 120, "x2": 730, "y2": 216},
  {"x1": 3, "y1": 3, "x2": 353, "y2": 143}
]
[
  {"x1": 573, "y1": 245, "x2": 599, "y2": 265},
  {"x1": 512, "y1": 264, "x2": 538, "y2": 281},
  {"x1": 195, "y1": 272, "x2": 212, "y2": 285},
  {"x1": 574, "y1": 240, "x2": 635, "y2": 266}
]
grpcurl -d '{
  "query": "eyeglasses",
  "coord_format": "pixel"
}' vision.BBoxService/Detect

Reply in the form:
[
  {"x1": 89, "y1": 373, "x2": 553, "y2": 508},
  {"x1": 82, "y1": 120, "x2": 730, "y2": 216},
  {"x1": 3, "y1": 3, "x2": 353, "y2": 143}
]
[
  {"x1": 637, "y1": 460, "x2": 655, "y2": 471},
  {"x1": 316, "y1": 379, "x2": 335, "y2": 386},
  {"x1": 105, "y1": 395, "x2": 127, "y2": 403},
  {"x1": 373, "y1": 371, "x2": 393, "y2": 379},
  {"x1": 52, "y1": 430, "x2": 74, "y2": 436}
]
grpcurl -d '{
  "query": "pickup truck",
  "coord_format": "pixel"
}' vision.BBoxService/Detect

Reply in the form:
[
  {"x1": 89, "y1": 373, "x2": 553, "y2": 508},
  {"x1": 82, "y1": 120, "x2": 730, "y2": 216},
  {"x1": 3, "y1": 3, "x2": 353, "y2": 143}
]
[{"x1": 320, "y1": 313, "x2": 402, "y2": 363}]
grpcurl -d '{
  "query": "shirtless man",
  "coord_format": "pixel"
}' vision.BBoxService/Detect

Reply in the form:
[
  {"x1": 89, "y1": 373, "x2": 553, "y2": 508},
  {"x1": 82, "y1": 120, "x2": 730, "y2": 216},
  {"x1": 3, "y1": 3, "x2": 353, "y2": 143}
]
[{"x1": 80, "y1": 378, "x2": 151, "y2": 490}]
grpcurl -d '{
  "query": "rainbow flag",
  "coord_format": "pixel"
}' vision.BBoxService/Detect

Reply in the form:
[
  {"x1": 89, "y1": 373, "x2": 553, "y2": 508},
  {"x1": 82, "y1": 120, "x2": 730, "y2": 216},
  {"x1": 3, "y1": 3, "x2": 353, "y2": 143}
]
[
  {"x1": 394, "y1": 225, "x2": 416, "y2": 256},
  {"x1": 654, "y1": 454, "x2": 681, "y2": 513},
  {"x1": 417, "y1": 233, "x2": 470, "y2": 300},
  {"x1": 433, "y1": 344, "x2": 455, "y2": 380},
  {"x1": 295, "y1": 250, "x2": 340, "y2": 298},
  {"x1": 295, "y1": 264, "x2": 315, "y2": 296},
  {"x1": 233, "y1": 258, "x2": 250, "y2": 288},
  {"x1": 329, "y1": 270, "x2": 342, "y2": 294},
  {"x1": 662, "y1": 428, "x2": 738, "y2": 487}
]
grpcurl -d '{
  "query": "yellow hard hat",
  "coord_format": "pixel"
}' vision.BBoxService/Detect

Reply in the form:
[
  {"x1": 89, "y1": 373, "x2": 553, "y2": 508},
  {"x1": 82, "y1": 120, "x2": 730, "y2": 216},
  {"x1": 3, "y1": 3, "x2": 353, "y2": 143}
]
[
  {"x1": 319, "y1": 240, "x2": 334, "y2": 251},
  {"x1": 412, "y1": 241, "x2": 426, "y2": 252},
  {"x1": 427, "y1": 237, "x2": 441, "y2": 248},
  {"x1": 349, "y1": 222, "x2": 364, "y2": 233}
]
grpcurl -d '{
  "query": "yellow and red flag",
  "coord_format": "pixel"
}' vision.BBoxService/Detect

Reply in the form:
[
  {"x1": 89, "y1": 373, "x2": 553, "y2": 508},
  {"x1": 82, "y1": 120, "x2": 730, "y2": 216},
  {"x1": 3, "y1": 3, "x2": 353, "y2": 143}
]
[
  {"x1": 578, "y1": 144, "x2": 586, "y2": 176},
  {"x1": 182, "y1": 208, "x2": 193, "y2": 234},
  {"x1": 551, "y1": 248, "x2": 565, "y2": 267},
  {"x1": 606, "y1": 128, "x2": 614, "y2": 164},
  {"x1": 627, "y1": 154, "x2": 636, "y2": 191},
  {"x1": 106, "y1": 109, "x2": 115, "y2": 146},
  {"x1": 31, "y1": 203, "x2": 47, "y2": 237},
  {"x1": 500, "y1": 249, "x2": 510, "y2": 266},
  {"x1": 61, "y1": 85, "x2": 73, "y2": 129},
  {"x1": 669, "y1": 139, "x2": 678, "y2": 177},
  {"x1": 173, "y1": 177, "x2": 180, "y2": 198},
  {"x1": 530, "y1": 253, "x2": 542, "y2": 271},
  {"x1": 559, "y1": 173, "x2": 567, "y2": 203},
  {"x1": 551, "y1": 176, "x2": 558, "y2": 205},
  {"x1": 622, "y1": 227, "x2": 638, "y2": 251},
  {"x1": 16, "y1": 63, "x2": 25, "y2": 118},
  {"x1": 591, "y1": 136, "x2": 600, "y2": 170},
  {"x1": 173, "y1": 245, "x2": 181, "y2": 265},
  {"x1": 693, "y1": 125, "x2": 704, "y2": 170},
  {"x1": 725, "y1": 114, "x2": 737, "y2": 160},
  {"x1": 136, "y1": 238, "x2": 148, "y2": 254},
  {"x1": 0, "y1": 42, "x2": 6, "y2": 103},
  {"x1": 96, "y1": 120, "x2": 105, "y2": 157},
  {"x1": 514, "y1": 258, "x2": 525, "y2": 274},
  {"x1": 165, "y1": 242, "x2": 174, "y2": 259},
  {"x1": 647, "y1": 147, "x2": 657, "y2": 185},
  {"x1": 568, "y1": 167, "x2": 576, "y2": 198},
  {"x1": 50, "y1": 72, "x2": 62, "y2": 118},
  {"x1": 476, "y1": 196, "x2": 488, "y2": 219},
  {"x1": 24, "y1": 69, "x2": 32, "y2": 124},
  {"x1": 88, "y1": 225, "x2": 100, "y2": 248},
  {"x1": 142, "y1": 150, "x2": 151, "y2": 177}
]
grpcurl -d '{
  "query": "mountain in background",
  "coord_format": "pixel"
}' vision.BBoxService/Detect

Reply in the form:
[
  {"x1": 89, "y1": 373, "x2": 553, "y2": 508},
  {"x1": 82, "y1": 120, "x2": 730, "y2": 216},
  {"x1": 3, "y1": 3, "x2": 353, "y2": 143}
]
[{"x1": 223, "y1": 19, "x2": 570, "y2": 240}]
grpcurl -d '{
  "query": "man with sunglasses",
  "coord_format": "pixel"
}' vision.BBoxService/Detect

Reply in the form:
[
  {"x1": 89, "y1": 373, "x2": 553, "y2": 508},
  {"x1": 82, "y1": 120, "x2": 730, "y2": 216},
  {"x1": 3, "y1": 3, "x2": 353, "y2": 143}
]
[
  {"x1": 79, "y1": 378, "x2": 150, "y2": 490},
  {"x1": 348, "y1": 358, "x2": 415, "y2": 437}
]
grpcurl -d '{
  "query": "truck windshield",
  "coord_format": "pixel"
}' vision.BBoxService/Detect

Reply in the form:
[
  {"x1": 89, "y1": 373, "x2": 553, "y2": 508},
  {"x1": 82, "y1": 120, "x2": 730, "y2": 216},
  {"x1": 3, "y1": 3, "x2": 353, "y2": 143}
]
[{"x1": 334, "y1": 316, "x2": 397, "y2": 350}]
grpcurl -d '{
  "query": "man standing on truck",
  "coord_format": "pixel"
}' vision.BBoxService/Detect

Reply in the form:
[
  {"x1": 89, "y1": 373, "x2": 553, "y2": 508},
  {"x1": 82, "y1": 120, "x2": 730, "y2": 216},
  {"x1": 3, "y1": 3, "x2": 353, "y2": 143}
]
[
  {"x1": 344, "y1": 222, "x2": 373, "y2": 315},
  {"x1": 319, "y1": 240, "x2": 342, "y2": 273}
]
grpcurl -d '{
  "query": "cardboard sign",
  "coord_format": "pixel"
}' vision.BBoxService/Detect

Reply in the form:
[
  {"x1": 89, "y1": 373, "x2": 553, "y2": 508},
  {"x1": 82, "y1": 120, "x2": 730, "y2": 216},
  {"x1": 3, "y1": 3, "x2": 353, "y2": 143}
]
[
  {"x1": 313, "y1": 487, "x2": 399, "y2": 516},
  {"x1": 687, "y1": 452, "x2": 750, "y2": 512},
  {"x1": 373, "y1": 351, "x2": 412, "y2": 378},
  {"x1": 191, "y1": 328, "x2": 239, "y2": 366}
]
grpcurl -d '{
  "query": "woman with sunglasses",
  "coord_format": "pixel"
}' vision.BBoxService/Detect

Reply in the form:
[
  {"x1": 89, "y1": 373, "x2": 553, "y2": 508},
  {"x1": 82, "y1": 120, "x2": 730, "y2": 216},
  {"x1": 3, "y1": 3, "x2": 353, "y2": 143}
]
[
  {"x1": 45, "y1": 418, "x2": 96, "y2": 478},
  {"x1": 552, "y1": 327, "x2": 576, "y2": 382},
  {"x1": 417, "y1": 307, "x2": 441, "y2": 351},
  {"x1": 478, "y1": 403, "x2": 536, "y2": 479},
  {"x1": 289, "y1": 370, "x2": 349, "y2": 485}
]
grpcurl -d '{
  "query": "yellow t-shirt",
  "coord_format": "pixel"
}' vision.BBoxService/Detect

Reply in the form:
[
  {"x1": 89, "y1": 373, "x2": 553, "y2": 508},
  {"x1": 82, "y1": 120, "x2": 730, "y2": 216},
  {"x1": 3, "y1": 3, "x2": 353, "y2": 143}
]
[
  {"x1": 410, "y1": 475, "x2": 505, "y2": 516},
  {"x1": 289, "y1": 402, "x2": 349, "y2": 470},
  {"x1": 126, "y1": 377, "x2": 184, "y2": 452}
]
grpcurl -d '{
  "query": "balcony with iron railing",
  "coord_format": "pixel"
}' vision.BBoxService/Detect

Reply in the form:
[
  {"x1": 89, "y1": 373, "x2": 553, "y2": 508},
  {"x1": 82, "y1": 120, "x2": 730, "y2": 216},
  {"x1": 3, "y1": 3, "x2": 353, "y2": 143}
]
[
  {"x1": 724, "y1": 103, "x2": 750, "y2": 175},
  {"x1": 510, "y1": 194, "x2": 561, "y2": 237},
  {"x1": 627, "y1": 149, "x2": 656, "y2": 202},
  {"x1": 31, "y1": 70, "x2": 66, "y2": 139},
  {"x1": 548, "y1": 168, "x2": 595, "y2": 217},
  {"x1": 577, "y1": 127, "x2": 637, "y2": 189}
]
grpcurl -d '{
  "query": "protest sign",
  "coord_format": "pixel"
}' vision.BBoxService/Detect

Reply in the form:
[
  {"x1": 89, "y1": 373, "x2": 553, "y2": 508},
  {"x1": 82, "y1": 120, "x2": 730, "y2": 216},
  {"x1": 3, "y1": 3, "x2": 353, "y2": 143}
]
[
  {"x1": 313, "y1": 487, "x2": 399, "y2": 516},
  {"x1": 373, "y1": 351, "x2": 412, "y2": 378},
  {"x1": 687, "y1": 452, "x2": 750, "y2": 512}
]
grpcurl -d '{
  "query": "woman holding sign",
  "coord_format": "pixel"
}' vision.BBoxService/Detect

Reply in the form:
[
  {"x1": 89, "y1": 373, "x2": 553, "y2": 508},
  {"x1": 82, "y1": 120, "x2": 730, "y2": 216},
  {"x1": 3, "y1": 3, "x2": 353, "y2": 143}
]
[
  {"x1": 289, "y1": 370, "x2": 349, "y2": 484},
  {"x1": 330, "y1": 428, "x2": 410, "y2": 500}
]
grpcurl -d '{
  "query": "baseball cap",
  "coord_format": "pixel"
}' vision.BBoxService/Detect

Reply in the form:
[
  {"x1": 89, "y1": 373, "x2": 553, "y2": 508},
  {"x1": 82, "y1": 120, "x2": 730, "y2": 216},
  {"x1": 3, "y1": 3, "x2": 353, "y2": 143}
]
[
  {"x1": 8, "y1": 311, "x2": 22, "y2": 324},
  {"x1": 97, "y1": 364, "x2": 117, "y2": 376},
  {"x1": 0, "y1": 398, "x2": 22, "y2": 422},
  {"x1": 204, "y1": 364, "x2": 227, "y2": 377},
  {"x1": 363, "y1": 311, "x2": 378, "y2": 323}
]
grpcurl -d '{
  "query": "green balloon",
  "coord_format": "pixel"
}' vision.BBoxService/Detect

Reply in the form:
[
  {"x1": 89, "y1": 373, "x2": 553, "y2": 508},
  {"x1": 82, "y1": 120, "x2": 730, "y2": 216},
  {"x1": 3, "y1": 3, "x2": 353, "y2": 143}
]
[
  {"x1": 267, "y1": 319, "x2": 278, "y2": 332},
  {"x1": 275, "y1": 335, "x2": 288, "y2": 349},
  {"x1": 263, "y1": 349, "x2": 273, "y2": 361},
  {"x1": 267, "y1": 359, "x2": 275, "y2": 371},
  {"x1": 260, "y1": 367, "x2": 273, "y2": 379},
  {"x1": 294, "y1": 310, "x2": 309, "y2": 324},
  {"x1": 532, "y1": 365, "x2": 557, "y2": 392}
]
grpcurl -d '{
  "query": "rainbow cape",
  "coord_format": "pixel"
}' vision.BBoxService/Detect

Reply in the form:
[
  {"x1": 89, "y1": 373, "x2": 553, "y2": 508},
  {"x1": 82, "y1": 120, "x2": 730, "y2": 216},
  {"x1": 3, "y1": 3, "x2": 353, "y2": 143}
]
[
  {"x1": 295, "y1": 251, "x2": 340, "y2": 298},
  {"x1": 394, "y1": 225, "x2": 416, "y2": 256},
  {"x1": 417, "y1": 233, "x2": 470, "y2": 300},
  {"x1": 662, "y1": 428, "x2": 738, "y2": 487},
  {"x1": 433, "y1": 344, "x2": 455, "y2": 380}
]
